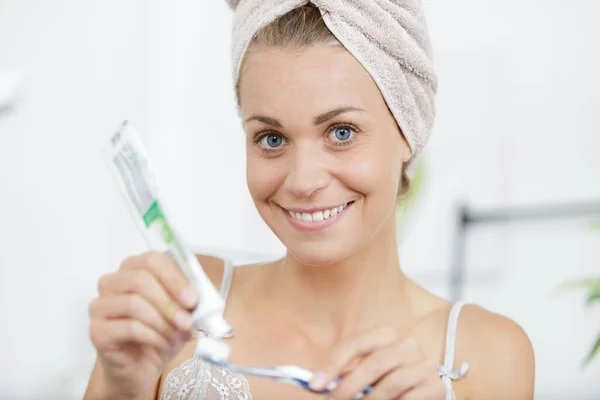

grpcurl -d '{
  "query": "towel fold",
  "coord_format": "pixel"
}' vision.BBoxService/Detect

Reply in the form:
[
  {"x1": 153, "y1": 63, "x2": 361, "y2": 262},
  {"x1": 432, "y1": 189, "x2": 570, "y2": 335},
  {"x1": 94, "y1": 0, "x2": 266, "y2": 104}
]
[{"x1": 226, "y1": 0, "x2": 437, "y2": 175}]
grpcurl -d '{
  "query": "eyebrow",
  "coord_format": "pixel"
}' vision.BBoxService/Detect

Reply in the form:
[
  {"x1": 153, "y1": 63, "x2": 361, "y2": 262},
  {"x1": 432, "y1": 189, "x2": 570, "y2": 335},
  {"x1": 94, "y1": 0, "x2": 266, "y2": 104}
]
[{"x1": 244, "y1": 106, "x2": 364, "y2": 127}]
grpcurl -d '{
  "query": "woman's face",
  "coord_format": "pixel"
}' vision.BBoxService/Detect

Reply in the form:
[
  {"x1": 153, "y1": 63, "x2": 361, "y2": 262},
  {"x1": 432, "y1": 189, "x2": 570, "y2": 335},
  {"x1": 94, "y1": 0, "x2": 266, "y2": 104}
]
[{"x1": 239, "y1": 43, "x2": 411, "y2": 266}]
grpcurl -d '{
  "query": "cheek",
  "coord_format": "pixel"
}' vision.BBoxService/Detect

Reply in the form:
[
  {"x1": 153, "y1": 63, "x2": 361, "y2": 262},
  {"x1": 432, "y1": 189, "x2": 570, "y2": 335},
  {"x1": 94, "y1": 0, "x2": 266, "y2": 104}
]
[
  {"x1": 246, "y1": 154, "x2": 283, "y2": 202},
  {"x1": 339, "y1": 141, "x2": 403, "y2": 200}
]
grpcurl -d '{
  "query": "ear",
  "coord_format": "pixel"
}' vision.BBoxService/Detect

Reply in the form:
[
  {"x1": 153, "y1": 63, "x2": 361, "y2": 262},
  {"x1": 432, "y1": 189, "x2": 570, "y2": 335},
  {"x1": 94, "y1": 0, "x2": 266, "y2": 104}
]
[
  {"x1": 402, "y1": 146, "x2": 412, "y2": 164},
  {"x1": 398, "y1": 130, "x2": 413, "y2": 164},
  {"x1": 225, "y1": 0, "x2": 240, "y2": 9}
]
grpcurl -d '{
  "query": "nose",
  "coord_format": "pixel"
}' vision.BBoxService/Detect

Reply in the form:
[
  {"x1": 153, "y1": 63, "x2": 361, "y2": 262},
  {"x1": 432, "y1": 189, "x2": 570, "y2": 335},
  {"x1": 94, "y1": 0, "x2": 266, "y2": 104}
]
[{"x1": 284, "y1": 145, "x2": 330, "y2": 198}]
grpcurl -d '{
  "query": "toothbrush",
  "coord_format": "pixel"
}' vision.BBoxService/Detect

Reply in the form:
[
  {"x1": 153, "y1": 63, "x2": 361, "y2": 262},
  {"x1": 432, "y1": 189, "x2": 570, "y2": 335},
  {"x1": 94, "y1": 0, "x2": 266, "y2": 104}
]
[{"x1": 195, "y1": 336, "x2": 373, "y2": 399}]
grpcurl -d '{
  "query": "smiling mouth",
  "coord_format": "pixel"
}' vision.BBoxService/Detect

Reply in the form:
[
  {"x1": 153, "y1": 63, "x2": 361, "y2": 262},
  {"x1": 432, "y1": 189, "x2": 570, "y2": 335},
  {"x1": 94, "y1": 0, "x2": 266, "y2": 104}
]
[{"x1": 284, "y1": 201, "x2": 354, "y2": 223}]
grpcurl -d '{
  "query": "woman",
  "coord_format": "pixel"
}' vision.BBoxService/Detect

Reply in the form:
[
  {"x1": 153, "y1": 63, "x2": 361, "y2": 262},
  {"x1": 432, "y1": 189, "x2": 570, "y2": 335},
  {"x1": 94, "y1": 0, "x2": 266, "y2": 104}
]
[{"x1": 84, "y1": 2, "x2": 535, "y2": 399}]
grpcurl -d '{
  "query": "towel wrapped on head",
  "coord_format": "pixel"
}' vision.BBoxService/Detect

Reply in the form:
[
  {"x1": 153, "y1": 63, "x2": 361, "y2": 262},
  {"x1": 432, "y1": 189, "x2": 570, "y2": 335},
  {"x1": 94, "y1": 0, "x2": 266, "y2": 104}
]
[{"x1": 225, "y1": 0, "x2": 437, "y2": 176}]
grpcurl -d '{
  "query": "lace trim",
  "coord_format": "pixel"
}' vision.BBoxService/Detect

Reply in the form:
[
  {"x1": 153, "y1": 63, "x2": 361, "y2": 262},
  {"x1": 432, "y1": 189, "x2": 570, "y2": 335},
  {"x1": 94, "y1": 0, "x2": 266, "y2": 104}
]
[{"x1": 160, "y1": 357, "x2": 252, "y2": 400}]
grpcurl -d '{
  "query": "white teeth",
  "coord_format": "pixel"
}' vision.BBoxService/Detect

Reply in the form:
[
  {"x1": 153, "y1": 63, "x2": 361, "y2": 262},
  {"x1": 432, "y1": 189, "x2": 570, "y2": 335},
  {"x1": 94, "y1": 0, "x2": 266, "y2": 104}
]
[{"x1": 287, "y1": 202, "x2": 349, "y2": 222}]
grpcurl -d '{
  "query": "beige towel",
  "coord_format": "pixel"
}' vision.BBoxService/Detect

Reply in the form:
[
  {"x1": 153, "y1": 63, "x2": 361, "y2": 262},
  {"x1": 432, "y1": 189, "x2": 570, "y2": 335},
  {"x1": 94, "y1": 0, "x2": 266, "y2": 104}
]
[{"x1": 226, "y1": 0, "x2": 437, "y2": 176}]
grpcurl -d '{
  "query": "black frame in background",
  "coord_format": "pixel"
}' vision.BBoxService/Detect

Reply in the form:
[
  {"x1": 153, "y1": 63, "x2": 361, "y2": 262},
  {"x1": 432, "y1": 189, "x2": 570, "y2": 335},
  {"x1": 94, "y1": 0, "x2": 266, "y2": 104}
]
[{"x1": 449, "y1": 200, "x2": 600, "y2": 301}]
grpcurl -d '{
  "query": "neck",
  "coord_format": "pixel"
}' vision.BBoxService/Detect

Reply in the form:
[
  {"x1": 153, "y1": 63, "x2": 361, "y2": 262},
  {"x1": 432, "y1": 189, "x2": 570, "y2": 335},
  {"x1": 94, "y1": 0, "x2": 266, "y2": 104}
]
[{"x1": 266, "y1": 217, "x2": 409, "y2": 346}]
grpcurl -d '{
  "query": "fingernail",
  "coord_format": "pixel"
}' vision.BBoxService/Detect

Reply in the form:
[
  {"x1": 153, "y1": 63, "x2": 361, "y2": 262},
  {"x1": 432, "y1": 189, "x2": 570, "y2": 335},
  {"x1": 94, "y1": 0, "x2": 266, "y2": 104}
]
[
  {"x1": 309, "y1": 371, "x2": 328, "y2": 390},
  {"x1": 179, "y1": 288, "x2": 198, "y2": 308},
  {"x1": 174, "y1": 310, "x2": 193, "y2": 330}
]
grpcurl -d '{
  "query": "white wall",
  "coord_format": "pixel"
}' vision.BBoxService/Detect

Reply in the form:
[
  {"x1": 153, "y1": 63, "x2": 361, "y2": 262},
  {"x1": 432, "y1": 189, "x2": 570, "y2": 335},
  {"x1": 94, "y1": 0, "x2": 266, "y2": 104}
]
[
  {"x1": 0, "y1": 0, "x2": 598, "y2": 398},
  {"x1": 0, "y1": 1, "x2": 154, "y2": 397}
]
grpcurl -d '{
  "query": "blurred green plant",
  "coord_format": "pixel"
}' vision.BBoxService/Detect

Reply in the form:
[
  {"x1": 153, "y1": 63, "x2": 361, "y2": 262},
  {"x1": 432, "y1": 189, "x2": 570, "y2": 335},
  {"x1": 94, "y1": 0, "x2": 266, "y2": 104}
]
[
  {"x1": 396, "y1": 157, "x2": 426, "y2": 242},
  {"x1": 558, "y1": 216, "x2": 600, "y2": 366},
  {"x1": 559, "y1": 277, "x2": 600, "y2": 365}
]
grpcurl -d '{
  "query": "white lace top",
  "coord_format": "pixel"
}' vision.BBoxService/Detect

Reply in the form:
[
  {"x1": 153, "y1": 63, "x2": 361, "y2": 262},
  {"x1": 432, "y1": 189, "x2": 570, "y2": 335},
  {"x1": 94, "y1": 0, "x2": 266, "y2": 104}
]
[
  {"x1": 160, "y1": 356, "x2": 252, "y2": 400},
  {"x1": 160, "y1": 260, "x2": 468, "y2": 400}
]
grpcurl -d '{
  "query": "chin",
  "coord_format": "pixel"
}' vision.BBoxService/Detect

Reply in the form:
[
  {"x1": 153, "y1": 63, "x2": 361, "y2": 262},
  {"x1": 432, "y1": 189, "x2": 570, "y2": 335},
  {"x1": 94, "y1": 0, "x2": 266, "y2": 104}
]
[{"x1": 285, "y1": 238, "x2": 359, "y2": 266}]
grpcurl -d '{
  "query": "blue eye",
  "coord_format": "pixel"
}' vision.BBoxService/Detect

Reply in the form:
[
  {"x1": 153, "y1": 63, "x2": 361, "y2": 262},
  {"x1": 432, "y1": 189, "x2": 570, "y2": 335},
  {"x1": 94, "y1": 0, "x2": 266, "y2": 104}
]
[
  {"x1": 328, "y1": 126, "x2": 354, "y2": 143},
  {"x1": 259, "y1": 133, "x2": 286, "y2": 149}
]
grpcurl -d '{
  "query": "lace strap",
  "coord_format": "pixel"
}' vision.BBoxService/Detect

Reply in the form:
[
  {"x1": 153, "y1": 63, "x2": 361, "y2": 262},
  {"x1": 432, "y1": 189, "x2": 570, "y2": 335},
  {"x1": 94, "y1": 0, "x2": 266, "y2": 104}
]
[
  {"x1": 219, "y1": 258, "x2": 234, "y2": 301},
  {"x1": 437, "y1": 302, "x2": 469, "y2": 400}
]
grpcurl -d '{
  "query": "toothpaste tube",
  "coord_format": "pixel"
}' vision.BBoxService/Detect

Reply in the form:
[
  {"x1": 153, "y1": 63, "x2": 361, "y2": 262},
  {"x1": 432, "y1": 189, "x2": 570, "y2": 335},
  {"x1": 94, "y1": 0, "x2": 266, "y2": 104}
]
[{"x1": 103, "y1": 120, "x2": 232, "y2": 339}]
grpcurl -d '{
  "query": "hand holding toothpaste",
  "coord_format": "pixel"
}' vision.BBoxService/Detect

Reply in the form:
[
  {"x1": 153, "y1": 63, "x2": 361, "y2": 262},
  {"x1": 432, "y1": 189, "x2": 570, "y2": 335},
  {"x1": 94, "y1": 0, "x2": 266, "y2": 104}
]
[
  {"x1": 86, "y1": 251, "x2": 198, "y2": 400},
  {"x1": 84, "y1": 121, "x2": 231, "y2": 399}
]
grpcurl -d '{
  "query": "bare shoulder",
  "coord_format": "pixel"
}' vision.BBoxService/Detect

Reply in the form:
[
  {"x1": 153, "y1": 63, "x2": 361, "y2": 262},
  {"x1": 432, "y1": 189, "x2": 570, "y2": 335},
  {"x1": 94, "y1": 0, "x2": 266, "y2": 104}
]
[{"x1": 457, "y1": 304, "x2": 535, "y2": 400}]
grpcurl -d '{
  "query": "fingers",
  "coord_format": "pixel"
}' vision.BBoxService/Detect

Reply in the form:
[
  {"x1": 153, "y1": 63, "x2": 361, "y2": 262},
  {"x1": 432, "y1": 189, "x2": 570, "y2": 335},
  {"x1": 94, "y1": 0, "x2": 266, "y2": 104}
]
[
  {"x1": 330, "y1": 338, "x2": 425, "y2": 400},
  {"x1": 90, "y1": 318, "x2": 171, "y2": 352},
  {"x1": 119, "y1": 252, "x2": 198, "y2": 310},
  {"x1": 89, "y1": 294, "x2": 184, "y2": 341},
  {"x1": 97, "y1": 262, "x2": 194, "y2": 332},
  {"x1": 361, "y1": 362, "x2": 435, "y2": 400},
  {"x1": 90, "y1": 251, "x2": 200, "y2": 358},
  {"x1": 310, "y1": 326, "x2": 398, "y2": 391}
]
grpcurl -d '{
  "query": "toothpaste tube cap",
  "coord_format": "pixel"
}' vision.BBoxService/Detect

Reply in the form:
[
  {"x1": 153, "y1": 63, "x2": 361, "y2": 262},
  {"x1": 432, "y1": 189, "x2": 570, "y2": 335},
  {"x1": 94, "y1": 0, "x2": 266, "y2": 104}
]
[{"x1": 195, "y1": 312, "x2": 232, "y2": 339}]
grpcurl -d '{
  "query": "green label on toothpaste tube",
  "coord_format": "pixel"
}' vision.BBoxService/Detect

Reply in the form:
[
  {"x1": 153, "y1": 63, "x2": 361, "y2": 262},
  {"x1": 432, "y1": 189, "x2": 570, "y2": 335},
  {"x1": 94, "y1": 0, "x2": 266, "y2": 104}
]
[{"x1": 143, "y1": 200, "x2": 174, "y2": 243}]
